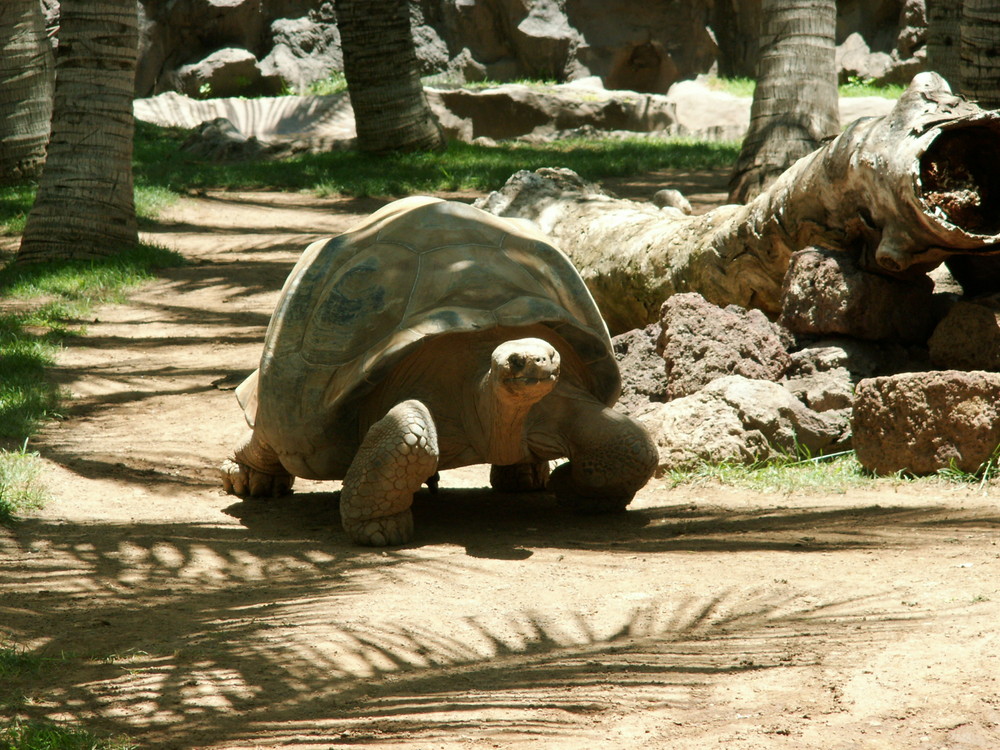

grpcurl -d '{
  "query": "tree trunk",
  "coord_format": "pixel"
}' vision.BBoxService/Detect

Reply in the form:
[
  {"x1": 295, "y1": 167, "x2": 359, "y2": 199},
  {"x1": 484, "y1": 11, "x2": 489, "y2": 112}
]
[
  {"x1": 0, "y1": 0, "x2": 54, "y2": 184},
  {"x1": 926, "y1": 0, "x2": 963, "y2": 91},
  {"x1": 959, "y1": 0, "x2": 1000, "y2": 110},
  {"x1": 334, "y1": 0, "x2": 444, "y2": 153},
  {"x1": 17, "y1": 0, "x2": 138, "y2": 264},
  {"x1": 478, "y1": 74, "x2": 1000, "y2": 334},
  {"x1": 728, "y1": 0, "x2": 839, "y2": 204}
]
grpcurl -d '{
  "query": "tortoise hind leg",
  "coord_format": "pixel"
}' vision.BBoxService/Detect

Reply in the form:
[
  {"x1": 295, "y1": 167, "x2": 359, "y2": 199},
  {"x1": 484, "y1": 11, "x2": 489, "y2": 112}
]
[
  {"x1": 221, "y1": 430, "x2": 294, "y2": 498},
  {"x1": 340, "y1": 399, "x2": 439, "y2": 547}
]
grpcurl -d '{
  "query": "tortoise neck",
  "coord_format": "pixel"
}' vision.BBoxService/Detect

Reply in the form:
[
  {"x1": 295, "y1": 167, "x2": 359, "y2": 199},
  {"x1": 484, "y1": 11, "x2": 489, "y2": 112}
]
[{"x1": 474, "y1": 370, "x2": 541, "y2": 466}]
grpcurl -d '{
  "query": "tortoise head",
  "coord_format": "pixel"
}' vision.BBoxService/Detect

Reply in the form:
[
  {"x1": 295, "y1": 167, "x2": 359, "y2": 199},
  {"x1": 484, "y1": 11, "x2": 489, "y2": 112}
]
[{"x1": 489, "y1": 338, "x2": 560, "y2": 406}]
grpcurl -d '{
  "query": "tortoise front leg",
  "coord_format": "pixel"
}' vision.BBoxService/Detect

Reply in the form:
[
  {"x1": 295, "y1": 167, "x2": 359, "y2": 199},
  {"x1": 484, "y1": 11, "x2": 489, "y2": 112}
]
[
  {"x1": 490, "y1": 461, "x2": 550, "y2": 492},
  {"x1": 221, "y1": 430, "x2": 295, "y2": 498},
  {"x1": 340, "y1": 399, "x2": 439, "y2": 546},
  {"x1": 548, "y1": 400, "x2": 658, "y2": 513}
]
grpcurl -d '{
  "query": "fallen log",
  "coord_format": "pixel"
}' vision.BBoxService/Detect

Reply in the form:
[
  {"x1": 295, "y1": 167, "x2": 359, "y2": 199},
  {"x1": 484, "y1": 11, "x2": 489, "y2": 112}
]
[{"x1": 476, "y1": 73, "x2": 1000, "y2": 334}]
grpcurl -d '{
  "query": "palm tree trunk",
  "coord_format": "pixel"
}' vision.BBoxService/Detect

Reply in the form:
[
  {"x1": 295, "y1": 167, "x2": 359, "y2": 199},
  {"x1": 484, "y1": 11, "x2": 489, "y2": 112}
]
[
  {"x1": 17, "y1": 0, "x2": 138, "y2": 263},
  {"x1": 0, "y1": 0, "x2": 54, "y2": 184},
  {"x1": 334, "y1": 0, "x2": 444, "y2": 153},
  {"x1": 960, "y1": 0, "x2": 1000, "y2": 109},
  {"x1": 728, "y1": 0, "x2": 839, "y2": 204},
  {"x1": 926, "y1": 0, "x2": 963, "y2": 91}
]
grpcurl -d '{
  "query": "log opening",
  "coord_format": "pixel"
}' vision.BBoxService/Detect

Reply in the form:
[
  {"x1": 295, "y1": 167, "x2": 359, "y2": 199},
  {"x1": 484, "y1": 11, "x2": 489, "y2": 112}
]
[{"x1": 920, "y1": 125, "x2": 1000, "y2": 236}]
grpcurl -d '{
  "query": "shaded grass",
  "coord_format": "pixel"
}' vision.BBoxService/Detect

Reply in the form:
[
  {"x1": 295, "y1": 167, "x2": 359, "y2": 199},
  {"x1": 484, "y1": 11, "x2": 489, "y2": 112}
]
[{"x1": 0, "y1": 244, "x2": 184, "y2": 445}]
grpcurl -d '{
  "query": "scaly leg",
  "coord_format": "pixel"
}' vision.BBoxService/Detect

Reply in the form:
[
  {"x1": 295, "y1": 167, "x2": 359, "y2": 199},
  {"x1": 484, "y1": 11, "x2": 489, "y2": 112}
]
[
  {"x1": 340, "y1": 400, "x2": 439, "y2": 546},
  {"x1": 547, "y1": 398, "x2": 658, "y2": 514},
  {"x1": 221, "y1": 430, "x2": 294, "y2": 498}
]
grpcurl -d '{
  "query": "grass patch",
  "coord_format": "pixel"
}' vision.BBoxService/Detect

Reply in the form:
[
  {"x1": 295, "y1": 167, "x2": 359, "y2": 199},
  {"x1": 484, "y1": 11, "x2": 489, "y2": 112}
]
[
  {"x1": 0, "y1": 243, "x2": 184, "y2": 445},
  {"x1": 133, "y1": 121, "x2": 740, "y2": 197},
  {"x1": 665, "y1": 451, "x2": 873, "y2": 494},
  {"x1": 0, "y1": 718, "x2": 135, "y2": 750},
  {"x1": 0, "y1": 443, "x2": 48, "y2": 522},
  {"x1": 706, "y1": 75, "x2": 904, "y2": 100}
]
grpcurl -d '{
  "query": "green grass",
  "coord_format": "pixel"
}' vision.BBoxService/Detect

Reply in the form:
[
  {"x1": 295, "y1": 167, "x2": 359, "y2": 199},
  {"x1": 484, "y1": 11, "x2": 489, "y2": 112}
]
[
  {"x1": 132, "y1": 120, "x2": 740, "y2": 197},
  {"x1": 664, "y1": 451, "x2": 873, "y2": 494},
  {"x1": 0, "y1": 243, "x2": 184, "y2": 446},
  {"x1": 0, "y1": 718, "x2": 135, "y2": 750},
  {"x1": 0, "y1": 442, "x2": 48, "y2": 523},
  {"x1": 706, "y1": 75, "x2": 904, "y2": 100}
]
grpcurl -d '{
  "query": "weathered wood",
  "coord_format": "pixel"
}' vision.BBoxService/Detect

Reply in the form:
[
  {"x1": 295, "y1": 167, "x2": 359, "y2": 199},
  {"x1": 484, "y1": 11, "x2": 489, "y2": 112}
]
[{"x1": 477, "y1": 73, "x2": 1000, "y2": 334}]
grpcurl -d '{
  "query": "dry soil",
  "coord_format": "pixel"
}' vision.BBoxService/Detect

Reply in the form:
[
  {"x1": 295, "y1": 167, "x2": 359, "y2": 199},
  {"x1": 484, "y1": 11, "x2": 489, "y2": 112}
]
[{"x1": 2, "y1": 172, "x2": 999, "y2": 749}]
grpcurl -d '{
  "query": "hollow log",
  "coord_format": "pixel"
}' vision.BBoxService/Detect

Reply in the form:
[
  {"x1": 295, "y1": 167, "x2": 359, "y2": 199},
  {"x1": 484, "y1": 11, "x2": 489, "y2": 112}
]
[{"x1": 476, "y1": 73, "x2": 1000, "y2": 334}]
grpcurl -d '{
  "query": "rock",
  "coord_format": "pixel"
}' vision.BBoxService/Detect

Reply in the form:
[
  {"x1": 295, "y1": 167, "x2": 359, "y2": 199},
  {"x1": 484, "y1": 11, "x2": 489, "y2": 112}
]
[
  {"x1": 179, "y1": 117, "x2": 275, "y2": 160},
  {"x1": 611, "y1": 325, "x2": 667, "y2": 416},
  {"x1": 928, "y1": 297, "x2": 1000, "y2": 370},
  {"x1": 852, "y1": 370, "x2": 1000, "y2": 475},
  {"x1": 837, "y1": 32, "x2": 893, "y2": 84},
  {"x1": 658, "y1": 293, "x2": 792, "y2": 400},
  {"x1": 779, "y1": 246, "x2": 941, "y2": 343},
  {"x1": 639, "y1": 375, "x2": 848, "y2": 471},
  {"x1": 168, "y1": 47, "x2": 282, "y2": 99},
  {"x1": 782, "y1": 366, "x2": 854, "y2": 413},
  {"x1": 425, "y1": 83, "x2": 678, "y2": 142},
  {"x1": 652, "y1": 189, "x2": 692, "y2": 214},
  {"x1": 258, "y1": 16, "x2": 342, "y2": 93}
]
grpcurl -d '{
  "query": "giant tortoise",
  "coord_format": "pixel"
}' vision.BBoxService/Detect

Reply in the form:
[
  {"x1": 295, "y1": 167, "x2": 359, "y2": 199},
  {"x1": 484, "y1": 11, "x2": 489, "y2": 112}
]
[{"x1": 221, "y1": 196, "x2": 658, "y2": 546}]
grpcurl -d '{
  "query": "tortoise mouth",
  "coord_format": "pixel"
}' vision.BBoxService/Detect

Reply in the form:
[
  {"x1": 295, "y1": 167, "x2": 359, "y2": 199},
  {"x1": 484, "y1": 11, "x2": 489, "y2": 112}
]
[{"x1": 504, "y1": 373, "x2": 559, "y2": 386}]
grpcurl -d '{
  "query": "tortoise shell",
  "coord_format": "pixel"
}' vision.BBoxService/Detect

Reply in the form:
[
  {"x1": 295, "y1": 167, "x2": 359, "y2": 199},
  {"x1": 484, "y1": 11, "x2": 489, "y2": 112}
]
[{"x1": 243, "y1": 196, "x2": 621, "y2": 451}]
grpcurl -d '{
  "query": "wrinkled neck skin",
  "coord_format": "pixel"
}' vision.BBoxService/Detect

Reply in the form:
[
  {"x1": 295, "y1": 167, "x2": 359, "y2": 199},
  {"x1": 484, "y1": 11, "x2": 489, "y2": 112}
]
[{"x1": 473, "y1": 368, "x2": 544, "y2": 466}]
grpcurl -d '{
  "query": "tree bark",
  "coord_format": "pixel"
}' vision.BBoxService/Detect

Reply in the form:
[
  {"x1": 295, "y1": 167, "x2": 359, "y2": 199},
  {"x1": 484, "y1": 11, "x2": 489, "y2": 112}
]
[
  {"x1": 17, "y1": 0, "x2": 138, "y2": 264},
  {"x1": 728, "y1": 0, "x2": 839, "y2": 204},
  {"x1": 926, "y1": 0, "x2": 963, "y2": 91},
  {"x1": 478, "y1": 74, "x2": 1000, "y2": 334},
  {"x1": 0, "y1": 0, "x2": 54, "y2": 184},
  {"x1": 334, "y1": 0, "x2": 444, "y2": 153},
  {"x1": 959, "y1": 0, "x2": 1000, "y2": 110}
]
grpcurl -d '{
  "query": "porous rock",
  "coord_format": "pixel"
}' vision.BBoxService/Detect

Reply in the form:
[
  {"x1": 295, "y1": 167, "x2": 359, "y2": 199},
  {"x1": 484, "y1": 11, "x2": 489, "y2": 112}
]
[
  {"x1": 659, "y1": 292, "x2": 792, "y2": 400},
  {"x1": 639, "y1": 375, "x2": 848, "y2": 472},
  {"x1": 779, "y1": 246, "x2": 940, "y2": 343},
  {"x1": 852, "y1": 370, "x2": 1000, "y2": 475},
  {"x1": 928, "y1": 297, "x2": 1000, "y2": 371},
  {"x1": 611, "y1": 325, "x2": 667, "y2": 416}
]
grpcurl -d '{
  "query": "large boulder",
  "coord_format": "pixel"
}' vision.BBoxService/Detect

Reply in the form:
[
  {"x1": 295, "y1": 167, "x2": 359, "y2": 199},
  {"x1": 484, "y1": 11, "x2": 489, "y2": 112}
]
[
  {"x1": 639, "y1": 376, "x2": 848, "y2": 472},
  {"x1": 258, "y1": 16, "x2": 342, "y2": 93},
  {"x1": 166, "y1": 47, "x2": 282, "y2": 98},
  {"x1": 779, "y1": 246, "x2": 943, "y2": 343},
  {"x1": 425, "y1": 82, "x2": 678, "y2": 142},
  {"x1": 852, "y1": 370, "x2": 1000, "y2": 475},
  {"x1": 658, "y1": 292, "x2": 792, "y2": 399}
]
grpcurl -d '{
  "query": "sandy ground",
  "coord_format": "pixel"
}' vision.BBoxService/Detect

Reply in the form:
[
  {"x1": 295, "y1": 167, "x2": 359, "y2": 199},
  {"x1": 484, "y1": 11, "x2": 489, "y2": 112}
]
[{"x1": 2, "y1": 173, "x2": 1000, "y2": 749}]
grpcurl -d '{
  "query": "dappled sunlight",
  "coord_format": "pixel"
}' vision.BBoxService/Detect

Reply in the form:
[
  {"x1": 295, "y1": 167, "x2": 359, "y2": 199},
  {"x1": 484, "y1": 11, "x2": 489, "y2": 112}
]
[{"x1": 2, "y1": 501, "x2": 986, "y2": 747}]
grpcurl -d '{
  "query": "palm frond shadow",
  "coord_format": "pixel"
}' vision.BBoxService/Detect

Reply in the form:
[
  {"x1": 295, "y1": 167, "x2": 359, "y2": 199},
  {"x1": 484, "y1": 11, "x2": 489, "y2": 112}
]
[{"x1": 0, "y1": 510, "x2": 970, "y2": 748}]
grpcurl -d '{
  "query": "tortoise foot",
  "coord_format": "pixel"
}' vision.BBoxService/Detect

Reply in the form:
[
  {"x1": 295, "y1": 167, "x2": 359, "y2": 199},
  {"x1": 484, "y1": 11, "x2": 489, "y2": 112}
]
[
  {"x1": 220, "y1": 459, "x2": 294, "y2": 498},
  {"x1": 548, "y1": 462, "x2": 633, "y2": 515},
  {"x1": 490, "y1": 461, "x2": 551, "y2": 492},
  {"x1": 343, "y1": 508, "x2": 415, "y2": 547}
]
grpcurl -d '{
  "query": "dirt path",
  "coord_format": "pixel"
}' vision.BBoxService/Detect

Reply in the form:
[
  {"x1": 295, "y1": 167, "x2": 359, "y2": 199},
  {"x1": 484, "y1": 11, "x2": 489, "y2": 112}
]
[{"x1": 2, "y1": 177, "x2": 1000, "y2": 749}]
